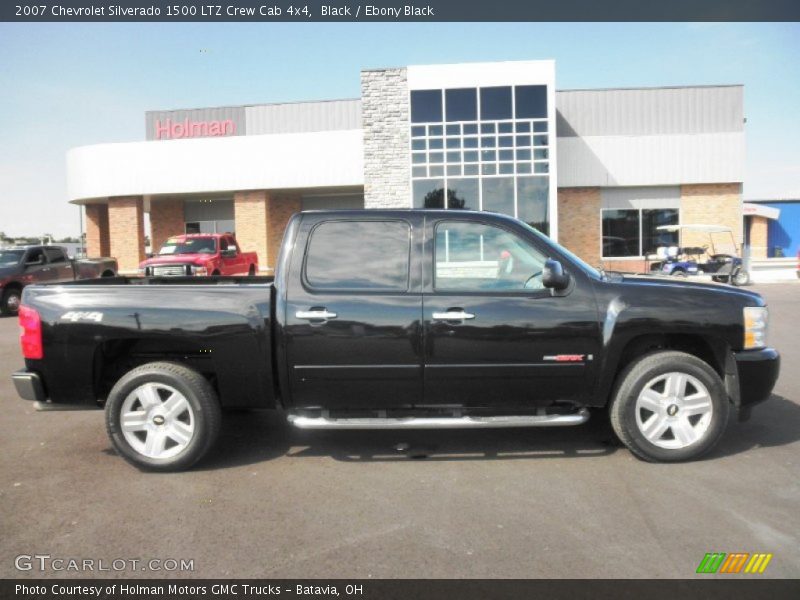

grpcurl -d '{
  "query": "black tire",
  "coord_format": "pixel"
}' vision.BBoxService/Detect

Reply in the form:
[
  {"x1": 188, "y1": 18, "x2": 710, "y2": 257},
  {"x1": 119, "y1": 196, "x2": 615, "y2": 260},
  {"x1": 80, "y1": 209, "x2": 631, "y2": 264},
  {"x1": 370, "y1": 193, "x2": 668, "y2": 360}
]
[
  {"x1": 105, "y1": 362, "x2": 221, "y2": 472},
  {"x1": 671, "y1": 269, "x2": 687, "y2": 278},
  {"x1": 732, "y1": 269, "x2": 750, "y2": 286},
  {"x1": 1, "y1": 287, "x2": 22, "y2": 316},
  {"x1": 609, "y1": 351, "x2": 730, "y2": 462}
]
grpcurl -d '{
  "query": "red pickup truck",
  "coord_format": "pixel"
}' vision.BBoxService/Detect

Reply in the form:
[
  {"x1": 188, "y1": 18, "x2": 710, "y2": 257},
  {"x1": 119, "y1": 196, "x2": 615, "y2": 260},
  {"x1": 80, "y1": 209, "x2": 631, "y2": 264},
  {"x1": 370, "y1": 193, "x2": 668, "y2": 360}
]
[{"x1": 139, "y1": 233, "x2": 258, "y2": 277}]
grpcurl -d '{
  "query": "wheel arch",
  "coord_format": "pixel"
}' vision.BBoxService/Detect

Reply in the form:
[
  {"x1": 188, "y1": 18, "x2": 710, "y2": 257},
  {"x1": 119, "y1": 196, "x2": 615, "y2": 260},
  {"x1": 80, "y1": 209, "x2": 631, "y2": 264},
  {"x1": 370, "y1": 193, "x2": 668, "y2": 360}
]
[
  {"x1": 92, "y1": 337, "x2": 219, "y2": 405},
  {"x1": 599, "y1": 332, "x2": 730, "y2": 407}
]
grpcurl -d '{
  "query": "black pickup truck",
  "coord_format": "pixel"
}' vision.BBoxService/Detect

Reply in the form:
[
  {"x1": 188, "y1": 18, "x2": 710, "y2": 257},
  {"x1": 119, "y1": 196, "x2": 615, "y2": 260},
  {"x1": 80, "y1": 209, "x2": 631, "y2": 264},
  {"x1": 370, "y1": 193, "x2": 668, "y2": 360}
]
[
  {"x1": 0, "y1": 245, "x2": 117, "y2": 315},
  {"x1": 12, "y1": 210, "x2": 779, "y2": 470}
]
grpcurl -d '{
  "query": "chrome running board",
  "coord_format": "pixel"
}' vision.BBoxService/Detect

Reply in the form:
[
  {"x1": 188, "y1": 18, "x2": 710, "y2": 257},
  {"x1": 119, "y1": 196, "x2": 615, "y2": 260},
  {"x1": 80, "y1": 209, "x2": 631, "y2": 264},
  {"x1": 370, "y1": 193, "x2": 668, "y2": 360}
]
[{"x1": 288, "y1": 409, "x2": 590, "y2": 430}]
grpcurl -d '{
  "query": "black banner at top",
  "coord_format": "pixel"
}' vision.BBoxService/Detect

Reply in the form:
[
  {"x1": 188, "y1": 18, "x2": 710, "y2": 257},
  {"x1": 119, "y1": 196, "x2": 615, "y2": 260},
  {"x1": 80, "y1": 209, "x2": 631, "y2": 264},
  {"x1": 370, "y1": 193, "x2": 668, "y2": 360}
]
[{"x1": 2, "y1": 0, "x2": 800, "y2": 22}]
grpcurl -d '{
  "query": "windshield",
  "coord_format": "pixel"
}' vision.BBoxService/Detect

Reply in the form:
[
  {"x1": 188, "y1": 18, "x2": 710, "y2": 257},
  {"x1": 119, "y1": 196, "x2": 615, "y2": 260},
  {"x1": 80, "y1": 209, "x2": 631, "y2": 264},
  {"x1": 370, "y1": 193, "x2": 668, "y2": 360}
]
[
  {"x1": 158, "y1": 238, "x2": 217, "y2": 255},
  {"x1": 0, "y1": 250, "x2": 25, "y2": 266},
  {"x1": 518, "y1": 221, "x2": 602, "y2": 280}
]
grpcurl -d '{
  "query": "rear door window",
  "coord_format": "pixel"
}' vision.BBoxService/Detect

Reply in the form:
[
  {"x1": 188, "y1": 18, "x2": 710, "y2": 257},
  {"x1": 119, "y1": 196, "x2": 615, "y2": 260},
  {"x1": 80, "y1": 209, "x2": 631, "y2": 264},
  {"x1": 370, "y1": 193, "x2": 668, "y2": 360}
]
[
  {"x1": 44, "y1": 247, "x2": 67, "y2": 263},
  {"x1": 304, "y1": 220, "x2": 411, "y2": 291}
]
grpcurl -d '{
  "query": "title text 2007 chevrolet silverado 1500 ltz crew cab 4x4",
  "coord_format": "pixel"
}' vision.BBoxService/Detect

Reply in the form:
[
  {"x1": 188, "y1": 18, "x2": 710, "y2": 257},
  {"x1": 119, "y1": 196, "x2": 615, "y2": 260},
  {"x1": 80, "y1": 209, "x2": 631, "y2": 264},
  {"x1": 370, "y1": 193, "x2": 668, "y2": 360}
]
[{"x1": 12, "y1": 211, "x2": 780, "y2": 471}]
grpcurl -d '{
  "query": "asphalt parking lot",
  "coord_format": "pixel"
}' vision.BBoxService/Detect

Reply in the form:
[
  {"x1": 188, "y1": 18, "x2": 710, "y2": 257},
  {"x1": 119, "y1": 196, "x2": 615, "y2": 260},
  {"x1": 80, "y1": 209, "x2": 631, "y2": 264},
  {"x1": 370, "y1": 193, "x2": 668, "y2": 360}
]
[{"x1": 0, "y1": 283, "x2": 798, "y2": 579}]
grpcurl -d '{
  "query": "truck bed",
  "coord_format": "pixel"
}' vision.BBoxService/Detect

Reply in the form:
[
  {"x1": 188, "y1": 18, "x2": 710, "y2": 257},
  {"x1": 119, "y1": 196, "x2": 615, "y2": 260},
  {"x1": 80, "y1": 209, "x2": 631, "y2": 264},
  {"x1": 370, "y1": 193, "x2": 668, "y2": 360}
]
[{"x1": 20, "y1": 277, "x2": 276, "y2": 409}]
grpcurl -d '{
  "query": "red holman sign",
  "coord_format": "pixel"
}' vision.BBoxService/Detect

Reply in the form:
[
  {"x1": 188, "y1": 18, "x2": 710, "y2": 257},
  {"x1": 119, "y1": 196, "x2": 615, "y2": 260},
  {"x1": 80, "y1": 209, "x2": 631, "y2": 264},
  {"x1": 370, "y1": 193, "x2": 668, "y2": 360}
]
[{"x1": 154, "y1": 118, "x2": 236, "y2": 140}]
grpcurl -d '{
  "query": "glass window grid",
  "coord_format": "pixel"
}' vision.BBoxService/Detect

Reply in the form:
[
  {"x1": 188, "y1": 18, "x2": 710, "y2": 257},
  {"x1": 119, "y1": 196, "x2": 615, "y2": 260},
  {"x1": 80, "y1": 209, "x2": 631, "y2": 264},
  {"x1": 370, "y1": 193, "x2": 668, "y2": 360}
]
[
  {"x1": 410, "y1": 118, "x2": 549, "y2": 215},
  {"x1": 411, "y1": 84, "x2": 551, "y2": 218}
]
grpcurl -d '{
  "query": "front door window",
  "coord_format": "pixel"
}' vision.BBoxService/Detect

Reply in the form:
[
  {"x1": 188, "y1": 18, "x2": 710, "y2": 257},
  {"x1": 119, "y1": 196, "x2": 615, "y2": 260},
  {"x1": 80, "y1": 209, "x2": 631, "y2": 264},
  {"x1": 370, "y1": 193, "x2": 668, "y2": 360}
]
[{"x1": 434, "y1": 221, "x2": 548, "y2": 292}]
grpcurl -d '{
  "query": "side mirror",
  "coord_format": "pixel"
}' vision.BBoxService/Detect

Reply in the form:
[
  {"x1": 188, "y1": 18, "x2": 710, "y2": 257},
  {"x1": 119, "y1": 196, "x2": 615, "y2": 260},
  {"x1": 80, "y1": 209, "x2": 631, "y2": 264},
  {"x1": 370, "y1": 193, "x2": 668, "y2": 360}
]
[
  {"x1": 221, "y1": 249, "x2": 237, "y2": 258},
  {"x1": 26, "y1": 255, "x2": 45, "y2": 267},
  {"x1": 542, "y1": 259, "x2": 571, "y2": 291}
]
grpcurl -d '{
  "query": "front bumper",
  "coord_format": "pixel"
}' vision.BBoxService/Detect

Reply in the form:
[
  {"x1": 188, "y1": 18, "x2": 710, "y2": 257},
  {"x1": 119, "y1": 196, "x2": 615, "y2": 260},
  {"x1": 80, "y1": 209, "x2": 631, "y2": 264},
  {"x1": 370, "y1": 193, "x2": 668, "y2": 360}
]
[
  {"x1": 732, "y1": 348, "x2": 780, "y2": 413},
  {"x1": 12, "y1": 369, "x2": 46, "y2": 402}
]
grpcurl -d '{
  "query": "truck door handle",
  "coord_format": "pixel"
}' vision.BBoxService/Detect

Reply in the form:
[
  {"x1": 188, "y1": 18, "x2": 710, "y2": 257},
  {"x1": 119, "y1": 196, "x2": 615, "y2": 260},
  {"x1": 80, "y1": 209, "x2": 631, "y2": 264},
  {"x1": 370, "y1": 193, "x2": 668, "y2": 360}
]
[
  {"x1": 296, "y1": 309, "x2": 338, "y2": 321},
  {"x1": 432, "y1": 310, "x2": 476, "y2": 321}
]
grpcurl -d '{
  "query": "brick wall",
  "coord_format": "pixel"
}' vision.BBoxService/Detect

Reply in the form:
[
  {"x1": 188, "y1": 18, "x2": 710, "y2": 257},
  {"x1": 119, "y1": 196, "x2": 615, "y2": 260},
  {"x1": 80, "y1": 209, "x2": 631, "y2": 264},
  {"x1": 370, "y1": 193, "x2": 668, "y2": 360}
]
[
  {"x1": 85, "y1": 204, "x2": 110, "y2": 257},
  {"x1": 150, "y1": 199, "x2": 185, "y2": 252},
  {"x1": 602, "y1": 259, "x2": 650, "y2": 273},
  {"x1": 108, "y1": 196, "x2": 145, "y2": 273},
  {"x1": 557, "y1": 187, "x2": 601, "y2": 268},
  {"x1": 680, "y1": 183, "x2": 743, "y2": 252},
  {"x1": 361, "y1": 68, "x2": 411, "y2": 209},
  {"x1": 234, "y1": 190, "x2": 269, "y2": 272},
  {"x1": 748, "y1": 215, "x2": 768, "y2": 259},
  {"x1": 266, "y1": 193, "x2": 301, "y2": 272}
]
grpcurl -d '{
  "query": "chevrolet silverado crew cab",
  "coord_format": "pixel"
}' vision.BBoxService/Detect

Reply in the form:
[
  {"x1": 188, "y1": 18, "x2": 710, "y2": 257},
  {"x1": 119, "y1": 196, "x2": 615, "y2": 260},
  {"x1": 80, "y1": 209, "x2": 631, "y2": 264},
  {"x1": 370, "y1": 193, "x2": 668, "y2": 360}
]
[
  {"x1": 0, "y1": 245, "x2": 117, "y2": 316},
  {"x1": 12, "y1": 210, "x2": 780, "y2": 471},
  {"x1": 139, "y1": 233, "x2": 258, "y2": 277}
]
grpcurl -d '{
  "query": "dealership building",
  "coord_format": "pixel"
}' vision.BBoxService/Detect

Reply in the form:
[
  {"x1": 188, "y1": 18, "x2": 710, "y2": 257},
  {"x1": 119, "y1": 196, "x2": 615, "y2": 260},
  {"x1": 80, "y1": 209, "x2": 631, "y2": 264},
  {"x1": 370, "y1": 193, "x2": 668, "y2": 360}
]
[{"x1": 67, "y1": 60, "x2": 748, "y2": 273}]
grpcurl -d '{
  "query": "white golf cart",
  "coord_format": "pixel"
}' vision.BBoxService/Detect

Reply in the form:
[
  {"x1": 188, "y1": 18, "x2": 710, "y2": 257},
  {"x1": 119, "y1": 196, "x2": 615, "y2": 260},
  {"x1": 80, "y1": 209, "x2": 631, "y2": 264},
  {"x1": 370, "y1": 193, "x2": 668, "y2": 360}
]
[{"x1": 650, "y1": 224, "x2": 749, "y2": 286}]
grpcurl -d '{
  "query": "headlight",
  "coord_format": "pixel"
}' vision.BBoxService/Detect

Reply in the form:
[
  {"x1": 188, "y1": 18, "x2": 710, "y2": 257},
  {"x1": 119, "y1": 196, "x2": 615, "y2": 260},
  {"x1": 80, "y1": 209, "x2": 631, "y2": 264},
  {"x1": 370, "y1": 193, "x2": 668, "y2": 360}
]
[
  {"x1": 743, "y1": 307, "x2": 768, "y2": 350},
  {"x1": 191, "y1": 266, "x2": 208, "y2": 276}
]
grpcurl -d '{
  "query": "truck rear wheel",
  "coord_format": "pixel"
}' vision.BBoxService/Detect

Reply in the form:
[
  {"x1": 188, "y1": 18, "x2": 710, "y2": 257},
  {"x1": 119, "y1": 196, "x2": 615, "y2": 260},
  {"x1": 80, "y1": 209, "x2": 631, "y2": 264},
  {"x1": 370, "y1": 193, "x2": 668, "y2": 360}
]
[
  {"x1": 609, "y1": 351, "x2": 729, "y2": 462},
  {"x1": 1, "y1": 287, "x2": 21, "y2": 316},
  {"x1": 105, "y1": 362, "x2": 221, "y2": 471}
]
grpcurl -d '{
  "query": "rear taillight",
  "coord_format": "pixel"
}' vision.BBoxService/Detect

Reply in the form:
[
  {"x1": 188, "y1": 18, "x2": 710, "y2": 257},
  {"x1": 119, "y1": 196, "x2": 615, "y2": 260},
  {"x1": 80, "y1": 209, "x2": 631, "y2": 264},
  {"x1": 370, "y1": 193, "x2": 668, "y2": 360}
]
[{"x1": 19, "y1": 305, "x2": 43, "y2": 359}]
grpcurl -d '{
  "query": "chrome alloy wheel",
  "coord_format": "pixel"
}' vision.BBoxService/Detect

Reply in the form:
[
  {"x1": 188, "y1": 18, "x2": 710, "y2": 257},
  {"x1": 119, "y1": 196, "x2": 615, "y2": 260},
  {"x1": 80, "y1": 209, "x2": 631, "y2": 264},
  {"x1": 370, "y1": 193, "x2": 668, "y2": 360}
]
[
  {"x1": 120, "y1": 383, "x2": 195, "y2": 459},
  {"x1": 635, "y1": 372, "x2": 713, "y2": 450}
]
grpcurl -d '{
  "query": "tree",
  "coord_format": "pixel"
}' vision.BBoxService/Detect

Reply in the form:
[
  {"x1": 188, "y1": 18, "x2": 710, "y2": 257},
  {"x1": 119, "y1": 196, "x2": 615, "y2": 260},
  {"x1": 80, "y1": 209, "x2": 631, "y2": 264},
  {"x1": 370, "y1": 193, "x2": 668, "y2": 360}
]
[{"x1": 423, "y1": 187, "x2": 468, "y2": 210}]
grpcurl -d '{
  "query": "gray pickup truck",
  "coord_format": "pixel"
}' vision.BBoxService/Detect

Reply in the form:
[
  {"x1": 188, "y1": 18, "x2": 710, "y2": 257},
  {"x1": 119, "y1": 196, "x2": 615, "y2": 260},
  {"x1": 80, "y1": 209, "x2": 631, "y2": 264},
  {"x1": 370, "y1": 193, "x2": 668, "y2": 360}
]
[{"x1": 0, "y1": 245, "x2": 117, "y2": 315}]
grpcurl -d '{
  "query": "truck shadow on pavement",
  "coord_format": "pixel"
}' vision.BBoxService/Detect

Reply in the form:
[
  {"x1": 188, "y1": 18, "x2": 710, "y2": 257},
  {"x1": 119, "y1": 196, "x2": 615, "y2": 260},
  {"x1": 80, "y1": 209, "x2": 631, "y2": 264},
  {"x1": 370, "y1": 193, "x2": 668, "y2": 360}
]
[
  {"x1": 200, "y1": 408, "x2": 619, "y2": 470},
  {"x1": 707, "y1": 394, "x2": 800, "y2": 460},
  {"x1": 196, "y1": 394, "x2": 800, "y2": 470}
]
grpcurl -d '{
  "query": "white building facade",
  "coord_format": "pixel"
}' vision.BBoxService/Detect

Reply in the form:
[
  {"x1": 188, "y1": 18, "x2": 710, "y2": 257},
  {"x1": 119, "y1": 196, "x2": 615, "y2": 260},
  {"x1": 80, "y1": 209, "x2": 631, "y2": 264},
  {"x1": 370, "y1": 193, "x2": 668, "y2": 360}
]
[{"x1": 67, "y1": 60, "x2": 745, "y2": 273}]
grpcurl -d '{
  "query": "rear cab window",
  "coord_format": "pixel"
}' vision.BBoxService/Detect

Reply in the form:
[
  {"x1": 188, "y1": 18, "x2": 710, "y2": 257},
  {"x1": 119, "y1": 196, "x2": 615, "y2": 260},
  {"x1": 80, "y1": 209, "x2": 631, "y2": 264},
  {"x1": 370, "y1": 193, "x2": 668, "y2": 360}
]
[{"x1": 303, "y1": 220, "x2": 411, "y2": 292}]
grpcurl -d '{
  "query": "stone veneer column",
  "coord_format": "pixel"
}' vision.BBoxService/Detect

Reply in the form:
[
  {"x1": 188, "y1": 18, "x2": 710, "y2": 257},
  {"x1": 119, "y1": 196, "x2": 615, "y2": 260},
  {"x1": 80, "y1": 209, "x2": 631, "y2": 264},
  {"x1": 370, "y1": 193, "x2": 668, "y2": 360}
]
[
  {"x1": 266, "y1": 193, "x2": 301, "y2": 272},
  {"x1": 85, "y1": 204, "x2": 110, "y2": 257},
  {"x1": 361, "y1": 67, "x2": 411, "y2": 209},
  {"x1": 150, "y1": 199, "x2": 185, "y2": 252},
  {"x1": 234, "y1": 190, "x2": 269, "y2": 273},
  {"x1": 680, "y1": 184, "x2": 743, "y2": 251},
  {"x1": 557, "y1": 188, "x2": 601, "y2": 268},
  {"x1": 108, "y1": 196, "x2": 145, "y2": 273}
]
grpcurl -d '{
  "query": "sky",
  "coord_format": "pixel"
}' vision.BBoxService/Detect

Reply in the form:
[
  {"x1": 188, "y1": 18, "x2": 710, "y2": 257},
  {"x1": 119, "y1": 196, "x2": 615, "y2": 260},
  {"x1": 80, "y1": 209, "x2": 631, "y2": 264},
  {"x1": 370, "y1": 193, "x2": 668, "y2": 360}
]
[{"x1": 0, "y1": 22, "x2": 798, "y2": 238}]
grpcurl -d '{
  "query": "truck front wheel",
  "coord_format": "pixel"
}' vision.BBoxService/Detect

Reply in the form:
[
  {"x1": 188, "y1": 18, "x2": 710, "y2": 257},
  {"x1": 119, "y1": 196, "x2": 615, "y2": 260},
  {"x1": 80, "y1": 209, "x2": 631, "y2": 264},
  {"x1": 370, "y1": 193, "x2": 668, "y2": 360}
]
[
  {"x1": 105, "y1": 362, "x2": 221, "y2": 471},
  {"x1": 609, "y1": 351, "x2": 729, "y2": 462}
]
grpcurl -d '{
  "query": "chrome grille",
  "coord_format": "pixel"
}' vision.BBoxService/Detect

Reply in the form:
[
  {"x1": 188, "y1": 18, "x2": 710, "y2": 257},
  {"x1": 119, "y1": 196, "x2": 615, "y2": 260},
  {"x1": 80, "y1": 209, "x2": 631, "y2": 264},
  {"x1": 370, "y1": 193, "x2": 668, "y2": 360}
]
[{"x1": 151, "y1": 265, "x2": 189, "y2": 277}]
